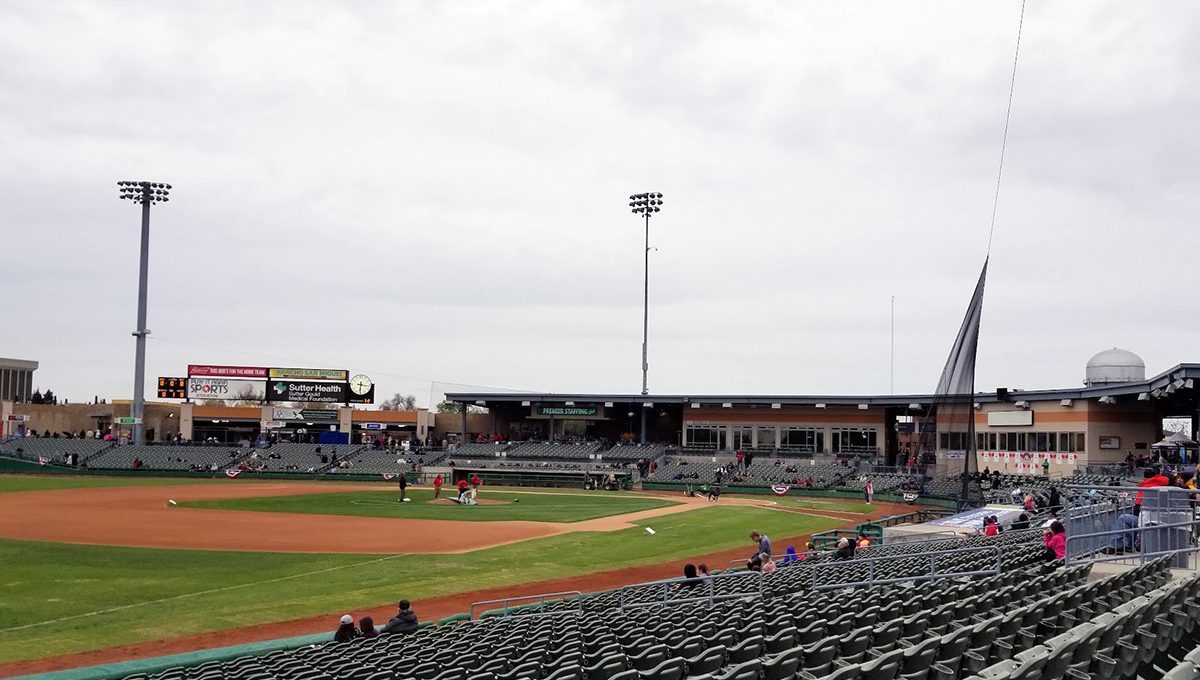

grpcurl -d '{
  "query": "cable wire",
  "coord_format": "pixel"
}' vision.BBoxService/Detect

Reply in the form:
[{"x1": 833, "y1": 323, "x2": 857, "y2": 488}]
[{"x1": 986, "y1": 0, "x2": 1027, "y2": 256}]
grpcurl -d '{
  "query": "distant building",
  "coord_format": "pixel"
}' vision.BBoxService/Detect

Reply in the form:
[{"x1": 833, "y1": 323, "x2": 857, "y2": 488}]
[{"x1": 0, "y1": 358, "x2": 37, "y2": 402}]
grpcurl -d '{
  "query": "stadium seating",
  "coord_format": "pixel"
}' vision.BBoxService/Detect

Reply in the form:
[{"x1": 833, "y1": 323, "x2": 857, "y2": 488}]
[
  {"x1": 88, "y1": 444, "x2": 249, "y2": 471},
  {"x1": 506, "y1": 442, "x2": 606, "y2": 460},
  {"x1": 646, "y1": 456, "x2": 869, "y2": 489},
  {"x1": 117, "y1": 530, "x2": 1122, "y2": 680},
  {"x1": 0, "y1": 437, "x2": 112, "y2": 463}
]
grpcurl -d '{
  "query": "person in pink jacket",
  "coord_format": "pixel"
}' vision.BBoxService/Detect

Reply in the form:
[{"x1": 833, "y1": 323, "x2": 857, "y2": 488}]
[{"x1": 1043, "y1": 520, "x2": 1066, "y2": 561}]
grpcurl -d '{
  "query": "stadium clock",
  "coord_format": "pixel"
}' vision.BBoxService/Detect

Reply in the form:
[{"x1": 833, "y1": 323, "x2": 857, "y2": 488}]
[{"x1": 349, "y1": 374, "x2": 374, "y2": 396}]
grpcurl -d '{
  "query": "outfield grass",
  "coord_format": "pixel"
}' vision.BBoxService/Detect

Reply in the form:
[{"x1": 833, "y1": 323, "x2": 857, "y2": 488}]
[
  {"x1": 0, "y1": 475, "x2": 220, "y2": 494},
  {"x1": 0, "y1": 505, "x2": 841, "y2": 663},
  {"x1": 183, "y1": 488, "x2": 675, "y2": 522}
]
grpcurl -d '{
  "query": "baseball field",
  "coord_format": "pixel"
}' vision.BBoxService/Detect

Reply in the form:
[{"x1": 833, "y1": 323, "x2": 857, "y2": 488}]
[{"x1": 0, "y1": 474, "x2": 888, "y2": 675}]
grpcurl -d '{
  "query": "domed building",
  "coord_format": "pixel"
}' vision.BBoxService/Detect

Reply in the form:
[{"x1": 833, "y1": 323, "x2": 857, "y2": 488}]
[{"x1": 1084, "y1": 348, "x2": 1146, "y2": 386}]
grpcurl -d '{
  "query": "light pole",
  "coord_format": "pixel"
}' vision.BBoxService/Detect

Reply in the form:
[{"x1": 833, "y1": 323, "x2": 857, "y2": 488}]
[
  {"x1": 629, "y1": 191, "x2": 663, "y2": 443},
  {"x1": 118, "y1": 181, "x2": 170, "y2": 445}
]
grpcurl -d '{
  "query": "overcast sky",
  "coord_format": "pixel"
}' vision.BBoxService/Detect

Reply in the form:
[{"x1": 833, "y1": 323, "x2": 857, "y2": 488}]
[{"x1": 2, "y1": 1, "x2": 1197, "y2": 406}]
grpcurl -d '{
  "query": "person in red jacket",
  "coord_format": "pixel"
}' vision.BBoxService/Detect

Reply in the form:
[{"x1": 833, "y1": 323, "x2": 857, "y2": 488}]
[
  {"x1": 1135, "y1": 467, "x2": 1172, "y2": 512},
  {"x1": 432, "y1": 474, "x2": 443, "y2": 499},
  {"x1": 456, "y1": 477, "x2": 469, "y2": 502},
  {"x1": 470, "y1": 474, "x2": 482, "y2": 490}
]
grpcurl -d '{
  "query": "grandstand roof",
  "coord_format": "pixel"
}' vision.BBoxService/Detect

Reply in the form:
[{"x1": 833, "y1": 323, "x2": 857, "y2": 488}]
[{"x1": 447, "y1": 362, "x2": 1200, "y2": 408}]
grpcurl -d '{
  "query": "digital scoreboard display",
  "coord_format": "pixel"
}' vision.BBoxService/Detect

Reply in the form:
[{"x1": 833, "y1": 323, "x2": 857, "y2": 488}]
[{"x1": 157, "y1": 377, "x2": 187, "y2": 399}]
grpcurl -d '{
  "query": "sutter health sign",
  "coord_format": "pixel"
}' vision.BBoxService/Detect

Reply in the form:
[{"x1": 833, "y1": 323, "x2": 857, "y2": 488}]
[{"x1": 267, "y1": 380, "x2": 348, "y2": 403}]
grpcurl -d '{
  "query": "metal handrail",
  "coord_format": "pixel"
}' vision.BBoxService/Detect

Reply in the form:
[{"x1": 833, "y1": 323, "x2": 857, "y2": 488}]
[
  {"x1": 727, "y1": 550, "x2": 820, "y2": 568},
  {"x1": 809, "y1": 544, "x2": 1003, "y2": 591},
  {"x1": 468, "y1": 590, "x2": 583, "y2": 620},
  {"x1": 617, "y1": 569, "x2": 762, "y2": 610}
]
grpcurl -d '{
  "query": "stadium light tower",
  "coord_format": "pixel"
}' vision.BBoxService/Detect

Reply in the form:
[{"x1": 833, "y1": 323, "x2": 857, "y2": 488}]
[
  {"x1": 629, "y1": 191, "x2": 663, "y2": 443},
  {"x1": 118, "y1": 181, "x2": 170, "y2": 446}
]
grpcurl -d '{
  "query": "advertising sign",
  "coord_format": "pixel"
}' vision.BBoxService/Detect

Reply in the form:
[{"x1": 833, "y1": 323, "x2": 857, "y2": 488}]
[
  {"x1": 188, "y1": 365, "x2": 268, "y2": 379},
  {"x1": 187, "y1": 378, "x2": 266, "y2": 401},
  {"x1": 272, "y1": 407, "x2": 339, "y2": 421},
  {"x1": 268, "y1": 367, "x2": 348, "y2": 381},
  {"x1": 534, "y1": 405, "x2": 601, "y2": 417},
  {"x1": 267, "y1": 380, "x2": 348, "y2": 403}
]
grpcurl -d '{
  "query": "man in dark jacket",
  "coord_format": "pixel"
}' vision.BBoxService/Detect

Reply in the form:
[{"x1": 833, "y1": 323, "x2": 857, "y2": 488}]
[
  {"x1": 833, "y1": 538, "x2": 854, "y2": 560},
  {"x1": 379, "y1": 600, "x2": 419, "y2": 634}
]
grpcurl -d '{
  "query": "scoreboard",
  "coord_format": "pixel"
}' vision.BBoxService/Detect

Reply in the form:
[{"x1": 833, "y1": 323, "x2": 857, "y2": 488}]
[{"x1": 157, "y1": 377, "x2": 187, "y2": 399}]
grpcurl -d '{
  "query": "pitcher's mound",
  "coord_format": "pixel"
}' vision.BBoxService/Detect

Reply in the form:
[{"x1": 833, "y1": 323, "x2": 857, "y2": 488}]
[{"x1": 427, "y1": 498, "x2": 510, "y2": 506}]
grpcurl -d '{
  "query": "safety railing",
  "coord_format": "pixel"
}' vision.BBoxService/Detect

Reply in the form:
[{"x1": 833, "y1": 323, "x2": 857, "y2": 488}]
[
  {"x1": 727, "y1": 551, "x2": 821, "y2": 569},
  {"x1": 808, "y1": 544, "x2": 1003, "y2": 591},
  {"x1": 1060, "y1": 484, "x2": 1200, "y2": 569},
  {"x1": 1065, "y1": 517, "x2": 1200, "y2": 570},
  {"x1": 617, "y1": 569, "x2": 763, "y2": 611},
  {"x1": 468, "y1": 590, "x2": 583, "y2": 620},
  {"x1": 810, "y1": 529, "x2": 859, "y2": 550}
]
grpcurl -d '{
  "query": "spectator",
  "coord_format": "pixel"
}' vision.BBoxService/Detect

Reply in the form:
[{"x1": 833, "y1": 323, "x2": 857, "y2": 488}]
[
  {"x1": 1042, "y1": 457, "x2": 1050, "y2": 476},
  {"x1": 760, "y1": 553, "x2": 777, "y2": 574},
  {"x1": 799, "y1": 541, "x2": 817, "y2": 560},
  {"x1": 380, "y1": 600, "x2": 419, "y2": 634},
  {"x1": 1023, "y1": 493, "x2": 1035, "y2": 512},
  {"x1": 1135, "y1": 467, "x2": 1172, "y2": 513},
  {"x1": 433, "y1": 473, "x2": 444, "y2": 499},
  {"x1": 744, "y1": 451, "x2": 754, "y2": 469},
  {"x1": 334, "y1": 614, "x2": 357, "y2": 642},
  {"x1": 750, "y1": 531, "x2": 772, "y2": 559},
  {"x1": 782, "y1": 545, "x2": 798, "y2": 565},
  {"x1": 1048, "y1": 486, "x2": 1062, "y2": 514},
  {"x1": 1043, "y1": 520, "x2": 1066, "y2": 562},
  {"x1": 1011, "y1": 512, "x2": 1031, "y2": 531},
  {"x1": 746, "y1": 554, "x2": 763, "y2": 572},
  {"x1": 697, "y1": 563, "x2": 711, "y2": 578},
  {"x1": 1175, "y1": 470, "x2": 1195, "y2": 490},
  {"x1": 682, "y1": 563, "x2": 699, "y2": 586},
  {"x1": 1103, "y1": 513, "x2": 1139, "y2": 554},
  {"x1": 855, "y1": 531, "x2": 872, "y2": 549},
  {"x1": 983, "y1": 516, "x2": 999, "y2": 537},
  {"x1": 358, "y1": 616, "x2": 378, "y2": 638},
  {"x1": 736, "y1": 450, "x2": 744, "y2": 469},
  {"x1": 833, "y1": 537, "x2": 854, "y2": 560},
  {"x1": 865, "y1": 480, "x2": 874, "y2": 505}
]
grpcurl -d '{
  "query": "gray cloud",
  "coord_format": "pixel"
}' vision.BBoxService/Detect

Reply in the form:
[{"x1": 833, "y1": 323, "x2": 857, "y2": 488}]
[{"x1": 1, "y1": 1, "x2": 1196, "y2": 406}]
